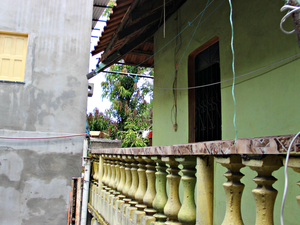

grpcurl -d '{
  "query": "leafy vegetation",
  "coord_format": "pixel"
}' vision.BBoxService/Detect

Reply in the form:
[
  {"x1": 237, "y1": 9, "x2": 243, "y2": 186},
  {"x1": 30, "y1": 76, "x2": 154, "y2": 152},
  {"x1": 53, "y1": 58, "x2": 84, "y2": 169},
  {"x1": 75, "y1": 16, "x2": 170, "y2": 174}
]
[
  {"x1": 103, "y1": 0, "x2": 116, "y2": 17},
  {"x1": 87, "y1": 64, "x2": 153, "y2": 147}
]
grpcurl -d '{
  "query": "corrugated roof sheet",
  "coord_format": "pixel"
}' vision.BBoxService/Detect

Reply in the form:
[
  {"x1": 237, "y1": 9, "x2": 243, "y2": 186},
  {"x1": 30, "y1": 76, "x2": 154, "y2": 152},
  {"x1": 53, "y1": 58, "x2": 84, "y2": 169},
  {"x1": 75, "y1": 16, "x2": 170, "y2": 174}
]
[
  {"x1": 92, "y1": 0, "x2": 111, "y2": 30},
  {"x1": 92, "y1": 0, "x2": 187, "y2": 71}
]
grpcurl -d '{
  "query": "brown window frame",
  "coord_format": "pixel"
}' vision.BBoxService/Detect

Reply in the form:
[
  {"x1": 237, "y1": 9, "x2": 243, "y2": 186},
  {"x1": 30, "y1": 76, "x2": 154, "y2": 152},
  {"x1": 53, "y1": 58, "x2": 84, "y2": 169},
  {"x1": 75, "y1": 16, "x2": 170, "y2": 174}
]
[{"x1": 188, "y1": 36, "x2": 219, "y2": 143}]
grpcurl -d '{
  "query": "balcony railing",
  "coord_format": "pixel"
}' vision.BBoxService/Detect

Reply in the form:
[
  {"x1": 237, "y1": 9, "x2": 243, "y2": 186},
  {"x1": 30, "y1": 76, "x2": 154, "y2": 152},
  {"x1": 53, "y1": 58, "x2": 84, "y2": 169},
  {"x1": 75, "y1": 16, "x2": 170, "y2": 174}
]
[{"x1": 87, "y1": 135, "x2": 300, "y2": 225}]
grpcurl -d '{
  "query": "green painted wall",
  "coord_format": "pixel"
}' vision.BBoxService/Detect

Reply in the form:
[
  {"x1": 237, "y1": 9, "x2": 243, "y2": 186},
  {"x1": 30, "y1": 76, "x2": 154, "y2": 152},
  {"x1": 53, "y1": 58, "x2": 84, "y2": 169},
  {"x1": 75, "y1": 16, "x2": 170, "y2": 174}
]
[
  {"x1": 153, "y1": 0, "x2": 300, "y2": 146},
  {"x1": 152, "y1": 0, "x2": 300, "y2": 224}
]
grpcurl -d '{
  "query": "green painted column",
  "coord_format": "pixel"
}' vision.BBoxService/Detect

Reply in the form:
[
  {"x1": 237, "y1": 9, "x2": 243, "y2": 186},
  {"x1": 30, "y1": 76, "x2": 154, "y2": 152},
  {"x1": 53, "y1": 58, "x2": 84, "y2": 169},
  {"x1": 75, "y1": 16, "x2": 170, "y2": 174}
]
[
  {"x1": 103, "y1": 155, "x2": 110, "y2": 186},
  {"x1": 113, "y1": 156, "x2": 121, "y2": 190},
  {"x1": 216, "y1": 155, "x2": 245, "y2": 225},
  {"x1": 242, "y1": 155, "x2": 282, "y2": 225},
  {"x1": 123, "y1": 156, "x2": 134, "y2": 197},
  {"x1": 284, "y1": 157, "x2": 300, "y2": 209},
  {"x1": 129, "y1": 158, "x2": 139, "y2": 200},
  {"x1": 135, "y1": 156, "x2": 147, "y2": 204},
  {"x1": 117, "y1": 155, "x2": 126, "y2": 193},
  {"x1": 196, "y1": 156, "x2": 214, "y2": 225},
  {"x1": 162, "y1": 156, "x2": 182, "y2": 224},
  {"x1": 176, "y1": 156, "x2": 196, "y2": 225},
  {"x1": 109, "y1": 155, "x2": 116, "y2": 188},
  {"x1": 143, "y1": 156, "x2": 157, "y2": 208},
  {"x1": 152, "y1": 156, "x2": 168, "y2": 218},
  {"x1": 140, "y1": 208, "x2": 157, "y2": 225}
]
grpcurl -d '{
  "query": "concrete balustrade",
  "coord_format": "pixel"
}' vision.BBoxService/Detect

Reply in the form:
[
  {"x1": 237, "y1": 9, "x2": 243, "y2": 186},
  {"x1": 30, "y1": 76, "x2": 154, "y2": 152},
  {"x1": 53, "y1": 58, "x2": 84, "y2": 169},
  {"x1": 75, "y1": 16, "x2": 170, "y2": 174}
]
[
  {"x1": 128, "y1": 159, "x2": 139, "y2": 200},
  {"x1": 284, "y1": 157, "x2": 300, "y2": 209},
  {"x1": 86, "y1": 135, "x2": 300, "y2": 225},
  {"x1": 162, "y1": 156, "x2": 181, "y2": 224},
  {"x1": 216, "y1": 155, "x2": 245, "y2": 225},
  {"x1": 151, "y1": 156, "x2": 168, "y2": 223},
  {"x1": 123, "y1": 156, "x2": 134, "y2": 197},
  {"x1": 176, "y1": 156, "x2": 196, "y2": 225},
  {"x1": 135, "y1": 156, "x2": 147, "y2": 204},
  {"x1": 242, "y1": 155, "x2": 282, "y2": 225}
]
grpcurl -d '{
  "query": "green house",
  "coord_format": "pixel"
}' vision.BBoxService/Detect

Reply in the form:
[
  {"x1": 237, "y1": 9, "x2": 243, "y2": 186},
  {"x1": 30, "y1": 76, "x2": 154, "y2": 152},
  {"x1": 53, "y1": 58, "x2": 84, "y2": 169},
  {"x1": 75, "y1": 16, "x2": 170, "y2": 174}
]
[{"x1": 90, "y1": 0, "x2": 300, "y2": 224}]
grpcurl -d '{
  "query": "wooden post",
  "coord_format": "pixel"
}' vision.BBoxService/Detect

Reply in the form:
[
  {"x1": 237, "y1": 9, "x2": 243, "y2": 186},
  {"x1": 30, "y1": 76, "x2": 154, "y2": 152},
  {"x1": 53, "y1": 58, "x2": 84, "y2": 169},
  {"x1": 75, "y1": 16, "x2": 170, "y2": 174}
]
[{"x1": 75, "y1": 178, "x2": 82, "y2": 225}]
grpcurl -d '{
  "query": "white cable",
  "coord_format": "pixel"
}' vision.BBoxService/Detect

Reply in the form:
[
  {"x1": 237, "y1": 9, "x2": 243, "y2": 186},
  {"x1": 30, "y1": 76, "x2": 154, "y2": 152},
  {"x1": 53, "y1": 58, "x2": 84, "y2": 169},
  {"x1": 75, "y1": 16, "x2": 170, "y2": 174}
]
[
  {"x1": 280, "y1": 4, "x2": 300, "y2": 34},
  {"x1": 280, "y1": 131, "x2": 300, "y2": 225},
  {"x1": 0, "y1": 133, "x2": 86, "y2": 140},
  {"x1": 155, "y1": 52, "x2": 300, "y2": 90}
]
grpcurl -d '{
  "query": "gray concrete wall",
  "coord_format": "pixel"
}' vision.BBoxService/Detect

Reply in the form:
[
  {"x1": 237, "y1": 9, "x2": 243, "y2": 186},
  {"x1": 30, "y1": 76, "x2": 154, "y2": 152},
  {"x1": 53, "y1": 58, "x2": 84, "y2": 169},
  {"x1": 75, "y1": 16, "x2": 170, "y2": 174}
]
[
  {"x1": 90, "y1": 138, "x2": 122, "y2": 149},
  {"x1": 0, "y1": 0, "x2": 92, "y2": 133},
  {"x1": 0, "y1": 0, "x2": 93, "y2": 224}
]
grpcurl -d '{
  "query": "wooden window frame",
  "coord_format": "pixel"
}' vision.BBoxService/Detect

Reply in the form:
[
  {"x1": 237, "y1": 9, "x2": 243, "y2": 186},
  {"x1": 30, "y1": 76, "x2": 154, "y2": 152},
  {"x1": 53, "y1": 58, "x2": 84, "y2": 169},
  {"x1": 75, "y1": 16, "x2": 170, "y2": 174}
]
[
  {"x1": 188, "y1": 36, "x2": 219, "y2": 143},
  {"x1": 0, "y1": 30, "x2": 28, "y2": 82}
]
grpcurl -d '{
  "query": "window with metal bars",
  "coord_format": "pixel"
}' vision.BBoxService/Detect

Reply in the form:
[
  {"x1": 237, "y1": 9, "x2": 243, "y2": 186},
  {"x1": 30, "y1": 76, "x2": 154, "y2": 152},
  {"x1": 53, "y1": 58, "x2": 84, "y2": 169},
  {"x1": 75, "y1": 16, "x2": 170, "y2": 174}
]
[{"x1": 194, "y1": 41, "x2": 221, "y2": 142}]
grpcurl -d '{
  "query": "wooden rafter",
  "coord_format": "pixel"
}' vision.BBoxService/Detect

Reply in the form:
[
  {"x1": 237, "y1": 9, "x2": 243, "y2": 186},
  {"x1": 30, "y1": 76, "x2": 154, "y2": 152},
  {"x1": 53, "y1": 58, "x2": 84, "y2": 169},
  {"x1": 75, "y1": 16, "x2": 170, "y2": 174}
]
[
  {"x1": 97, "y1": 22, "x2": 159, "y2": 71},
  {"x1": 118, "y1": 10, "x2": 162, "y2": 39},
  {"x1": 131, "y1": 0, "x2": 174, "y2": 21},
  {"x1": 99, "y1": 0, "x2": 141, "y2": 59},
  {"x1": 91, "y1": 0, "x2": 187, "y2": 74}
]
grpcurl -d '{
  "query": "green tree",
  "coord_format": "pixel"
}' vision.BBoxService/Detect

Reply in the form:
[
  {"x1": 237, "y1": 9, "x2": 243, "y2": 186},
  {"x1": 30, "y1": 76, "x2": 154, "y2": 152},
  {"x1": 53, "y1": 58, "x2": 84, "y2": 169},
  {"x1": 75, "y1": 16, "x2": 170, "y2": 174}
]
[
  {"x1": 101, "y1": 64, "x2": 153, "y2": 131},
  {"x1": 87, "y1": 108, "x2": 112, "y2": 131},
  {"x1": 103, "y1": 0, "x2": 116, "y2": 17}
]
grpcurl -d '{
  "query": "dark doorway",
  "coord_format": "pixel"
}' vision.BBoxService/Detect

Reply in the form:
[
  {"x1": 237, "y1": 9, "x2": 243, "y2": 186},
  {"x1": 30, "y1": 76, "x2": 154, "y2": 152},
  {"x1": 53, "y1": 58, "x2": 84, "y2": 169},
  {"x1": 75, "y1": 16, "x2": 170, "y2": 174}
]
[{"x1": 188, "y1": 37, "x2": 221, "y2": 143}]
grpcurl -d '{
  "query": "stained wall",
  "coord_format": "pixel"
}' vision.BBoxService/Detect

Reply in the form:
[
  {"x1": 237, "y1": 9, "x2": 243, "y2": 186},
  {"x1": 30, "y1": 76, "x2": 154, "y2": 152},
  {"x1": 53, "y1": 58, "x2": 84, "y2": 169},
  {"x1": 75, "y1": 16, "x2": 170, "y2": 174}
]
[
  {"x1": 0, "y1": 0, "x2": 93, "y2": 224},
  {"x1": 153, "y1": 0, "x2": 300, "y2": 224}
]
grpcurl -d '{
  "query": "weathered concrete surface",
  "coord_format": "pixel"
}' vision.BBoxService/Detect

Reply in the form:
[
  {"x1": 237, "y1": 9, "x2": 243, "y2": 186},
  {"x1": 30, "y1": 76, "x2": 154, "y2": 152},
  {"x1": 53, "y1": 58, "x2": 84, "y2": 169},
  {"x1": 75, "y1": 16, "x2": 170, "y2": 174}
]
[
  {"x1": 0, "y1": 0, "x2": 93, "y2": 224},
  {"x1": 0, "y1": 0, "x2": 92, "y2": 133},
  {"x1": 0, "y1": 130, "x2": 85, "y2": 225},
  {"x1": 90, "y1": 138, "x2": 122, "y2": 149}
]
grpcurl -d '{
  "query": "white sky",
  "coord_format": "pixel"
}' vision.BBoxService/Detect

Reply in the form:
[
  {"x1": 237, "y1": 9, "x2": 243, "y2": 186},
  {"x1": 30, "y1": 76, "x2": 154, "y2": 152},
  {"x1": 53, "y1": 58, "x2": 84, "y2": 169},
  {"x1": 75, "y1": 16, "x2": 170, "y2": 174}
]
[{"x1": 87, "y1": 19, "x2": 111, "y2": 114}]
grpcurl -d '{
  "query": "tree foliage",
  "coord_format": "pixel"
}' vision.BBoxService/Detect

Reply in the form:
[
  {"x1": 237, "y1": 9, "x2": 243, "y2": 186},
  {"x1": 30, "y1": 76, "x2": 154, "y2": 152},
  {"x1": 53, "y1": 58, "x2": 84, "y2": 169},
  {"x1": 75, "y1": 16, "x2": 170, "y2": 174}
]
[
  {"x1": 87, "y1": 108, "x2": 112, "y2": 132},
  {"x1": 101, "y1": 64, "x2": 152, "y2": 131},
  {"x1": 103, "y1": 0, "x2": 116, "y2": 17},
  {"x1": 87, "y1": 64, "x2": 153, "y2": 147}
]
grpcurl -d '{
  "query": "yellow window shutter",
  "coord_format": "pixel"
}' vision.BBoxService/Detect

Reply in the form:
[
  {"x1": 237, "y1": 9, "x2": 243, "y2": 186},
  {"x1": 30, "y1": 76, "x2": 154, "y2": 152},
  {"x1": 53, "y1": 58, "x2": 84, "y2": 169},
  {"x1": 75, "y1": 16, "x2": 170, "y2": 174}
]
[{"x1": 0, "y1": 31, "x2": 28, "y2": 82}]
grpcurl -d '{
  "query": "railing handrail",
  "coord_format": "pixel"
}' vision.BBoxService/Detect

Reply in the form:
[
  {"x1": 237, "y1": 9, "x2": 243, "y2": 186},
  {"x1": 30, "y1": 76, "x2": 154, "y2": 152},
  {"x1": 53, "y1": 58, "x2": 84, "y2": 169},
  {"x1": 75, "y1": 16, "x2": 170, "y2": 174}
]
[{"x1": 91, "y1": 134, "x2": 300, "y2": 155}]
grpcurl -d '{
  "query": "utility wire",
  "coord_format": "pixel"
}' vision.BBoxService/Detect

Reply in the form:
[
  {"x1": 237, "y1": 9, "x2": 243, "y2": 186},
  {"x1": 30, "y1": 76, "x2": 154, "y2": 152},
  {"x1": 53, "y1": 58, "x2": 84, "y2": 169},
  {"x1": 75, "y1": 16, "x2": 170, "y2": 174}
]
[
  {"x1": 154, "y1": 0, "x2": 213, "y2": 97},
  {"x1": 103, "y1": 70, "x2": 154, "y2": 79},
  {"x1": 0, "y1": 134, "x2": 86, "y2": 140},
  {"x1": 135, "y1": 0, "x2": 218, "y2": 68},
  {"x1": 153, "y1": 52, "x2": 300, "y2": 90},
  {"x1": 280, "y1": 131, "x2": 300, "y2": 225},
  {"x1": 228, "y1": 0, "x2": 238, "y2": 145}
]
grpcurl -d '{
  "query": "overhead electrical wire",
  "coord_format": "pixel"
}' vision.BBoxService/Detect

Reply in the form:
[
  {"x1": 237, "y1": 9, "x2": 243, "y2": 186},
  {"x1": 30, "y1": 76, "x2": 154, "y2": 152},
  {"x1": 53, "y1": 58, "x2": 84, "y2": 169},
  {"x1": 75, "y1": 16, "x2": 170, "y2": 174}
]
[
  {"x1": 134, "y1": 0, "x2": 218, "y2": 69},
  {"x1": 99, "y1": 0, "x2": 300, "y2": 98},
  {"x1": 0, "y1": 134, "x2": 86, "y2": 140},
  {"x1": 280, "y1": 3, "x2": 300, "y2": 34},
  {"x1": 99, "y1": 0, "x2": 225, "y2": 86},
  {"x1": 103, "y1": 51, "x2": 300, "y2": 87},
  {"x1": 280, "y1": 2, "x2": 300, "y2": 224},
  {"x1": 154, "y1": 0, "x2": 213, "y2": 97},
  {"x1": 280, "y1": 132, "x2": 300, "y2": 225},
  {"x1": 103, "y1": 70, "x2": 154, "y2": 79},
  {"x1": 93, "y1": 0, "x2": 217, "y2": 76},
  {"x1": 153, "y1": 52, "x2": 300, "y2": 91},
  {"x1": 228, "y1": 0, "x2": 238, "y2": 144}
]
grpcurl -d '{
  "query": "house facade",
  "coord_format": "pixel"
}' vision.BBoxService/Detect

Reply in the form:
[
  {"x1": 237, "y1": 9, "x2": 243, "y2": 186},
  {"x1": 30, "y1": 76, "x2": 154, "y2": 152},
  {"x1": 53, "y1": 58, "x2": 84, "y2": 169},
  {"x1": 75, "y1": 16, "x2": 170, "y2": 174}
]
[
  {"x1": 0, "y1": 0, "x2": 93, "y2": 224},
  {"x1": 153, "y1": 0, "x2": 300, "y2": 146},
  {"x1": 152, "y1": 1, "x2": 300, "y2": 224},
  {"x1": 89, "y1": 0, "x2": 300, "y2": 224}
]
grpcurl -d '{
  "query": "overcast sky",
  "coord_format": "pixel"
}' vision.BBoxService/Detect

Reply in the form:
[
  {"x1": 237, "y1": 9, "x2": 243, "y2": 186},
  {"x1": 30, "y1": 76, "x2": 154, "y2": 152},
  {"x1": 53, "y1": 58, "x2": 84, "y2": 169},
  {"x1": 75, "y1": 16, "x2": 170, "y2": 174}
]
[{"x1": 87, "y1": 20, "x2": 111, "y2": 114}]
